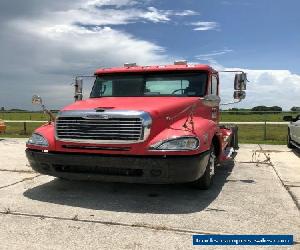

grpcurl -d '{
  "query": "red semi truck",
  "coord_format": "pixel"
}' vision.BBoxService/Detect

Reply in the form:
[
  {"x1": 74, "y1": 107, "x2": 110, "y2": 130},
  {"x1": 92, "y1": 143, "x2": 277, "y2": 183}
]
[{"x1": 26, "y1": 61, "x2": 247, "y2": 189}]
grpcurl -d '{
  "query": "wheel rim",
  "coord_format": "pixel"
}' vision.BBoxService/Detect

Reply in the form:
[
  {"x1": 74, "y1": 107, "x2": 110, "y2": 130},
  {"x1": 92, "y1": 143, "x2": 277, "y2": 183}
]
[{"x1": 209, "y1": 151, "x2": 216, "y2": 176}]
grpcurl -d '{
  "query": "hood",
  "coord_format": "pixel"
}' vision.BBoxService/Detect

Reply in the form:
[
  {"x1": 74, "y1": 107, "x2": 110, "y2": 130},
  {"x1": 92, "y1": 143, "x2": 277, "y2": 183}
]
[{"x1": 62, "y1": 97, "x2": 200, "y2": 118}]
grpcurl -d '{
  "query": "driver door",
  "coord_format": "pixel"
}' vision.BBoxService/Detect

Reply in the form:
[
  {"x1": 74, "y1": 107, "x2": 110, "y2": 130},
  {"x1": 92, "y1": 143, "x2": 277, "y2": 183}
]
[{"x1": 209, "y1": 74, "x2": 219, "y2": 122}]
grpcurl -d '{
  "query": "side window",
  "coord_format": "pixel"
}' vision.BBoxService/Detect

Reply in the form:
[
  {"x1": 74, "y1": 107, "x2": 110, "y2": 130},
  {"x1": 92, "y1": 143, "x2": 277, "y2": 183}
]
[
  {"x1": 211, "y1": 75, "x2": 218, "y2": 95},
  {"x1": 90, "y1": 80, "x2": 112, "y2": 97},
  {"x1": 97, "y1": 80, "x2": 112, "y2": 96}
]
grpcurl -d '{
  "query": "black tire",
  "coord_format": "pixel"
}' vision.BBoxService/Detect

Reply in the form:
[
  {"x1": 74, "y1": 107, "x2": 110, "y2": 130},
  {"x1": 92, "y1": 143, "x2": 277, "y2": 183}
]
[
  {"x1": 287, "y1": 129, "x2": 295, "y2": 149},
  {"x1": 191, "y1": 145, "x2": 216, "y2": 190},
  {"x1": 57, "y1": 177, "x2": 72, "y2": 181},
  {"x1": 229, "y1": 125, "x2": 239, "y2": 149}
]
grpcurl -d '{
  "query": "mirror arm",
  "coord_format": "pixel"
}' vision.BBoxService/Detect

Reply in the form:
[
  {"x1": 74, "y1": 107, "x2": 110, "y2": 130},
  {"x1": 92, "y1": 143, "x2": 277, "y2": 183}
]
[
  {"x1": 41, "y1": 104, "x2": 55, "y2": 122},
  {"x1": 220, "y1": 99, "x2": 242, "y2": 106}
]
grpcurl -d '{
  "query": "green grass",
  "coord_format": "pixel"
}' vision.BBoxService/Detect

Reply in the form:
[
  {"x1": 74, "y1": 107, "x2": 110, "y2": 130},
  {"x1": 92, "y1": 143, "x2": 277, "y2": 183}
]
[
  {"x1": 220, "y1": 112, "x2": 295, "y2": 122},
  {"x1": 237, "y1": 124, "x2": 287, "y2": 145},
  {"x1": 0, "y1": 112, "x2": 53, "y2": 121},
  {"x1": 0, "y1": 111, "x2": 292, "y2": 144},
  {"x1": 0, "y1": 122, "x2": 46, "y2": 138},
  {"x1": 0, "y1": 121, "x2": 288, "y2": 145},
  {"x1": 1, "y1": 111, "x2": 297, "y2": 122}
]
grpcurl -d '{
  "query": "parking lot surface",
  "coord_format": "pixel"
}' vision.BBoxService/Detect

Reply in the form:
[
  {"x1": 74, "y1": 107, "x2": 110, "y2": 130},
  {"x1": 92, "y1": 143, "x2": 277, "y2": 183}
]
[{"x1": 0, "y1": 139, "x2": 299, "y2": 250}]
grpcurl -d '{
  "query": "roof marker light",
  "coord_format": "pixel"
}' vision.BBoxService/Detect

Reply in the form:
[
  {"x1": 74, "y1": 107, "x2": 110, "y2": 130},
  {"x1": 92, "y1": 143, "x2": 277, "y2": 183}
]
[
  {"x1": 174, "y1": 60, "x2": 187, "y2": 65},
  {"x1": 124, "y1": 63, "x2": 137, "y2": 67}
]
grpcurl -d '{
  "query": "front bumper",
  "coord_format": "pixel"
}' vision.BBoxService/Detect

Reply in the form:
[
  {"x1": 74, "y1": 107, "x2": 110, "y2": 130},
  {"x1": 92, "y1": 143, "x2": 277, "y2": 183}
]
[{"x1": 26, "y1": 149, "x2": 210, "y2": 184}]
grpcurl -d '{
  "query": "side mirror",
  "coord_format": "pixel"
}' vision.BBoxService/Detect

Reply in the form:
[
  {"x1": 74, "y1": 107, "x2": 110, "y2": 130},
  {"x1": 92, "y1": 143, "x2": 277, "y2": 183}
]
[
  {"x1": 31, "y1": 95, "x2": 55, "y2": 122},
  {"x1": 74, "y1": 78, "x2": 83, "y2": 101},
  {"x1": 283, "y1": 115, "x2": 293, "y2": 122},
  {"x1": 202, "y1": 94, "x2": 221, "y2": 107},
  {"x1": 32, "y1": 95, "x2": 43, "y2": 105},
  {"x1": 233, "y1": 91, "x2": 246, "y2": 100},
  {"x1": 234, "y1": 73, "x2": 247, "y2": 90}
]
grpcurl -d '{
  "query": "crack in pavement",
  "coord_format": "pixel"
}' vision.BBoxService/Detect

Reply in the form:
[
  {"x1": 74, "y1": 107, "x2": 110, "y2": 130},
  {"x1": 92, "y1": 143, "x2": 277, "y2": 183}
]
[
  {"x1": 237, "y1": 161, "x2": 270, "y2": 165},
  {"x1": 285, "y1": 184, "x2": 300, "y2": 188},
  {"x1": 0, "y1": 174, "x2": 41, "y2": 190},
  {"x1": 1, "y1": 210, "x2": 299, "y2": 245},
  {"x1": 257, "y1": 144, "x2": 300, "y2": 210},
  {"x1": 0, "y1": 169, "x2": 35, "y2": 174},
  {"x1": 254, "y1": 150, "x2": 288, "y2": 153},
  {"x1": 0, "y1": 210, "x2": 229, "y2": 236}
]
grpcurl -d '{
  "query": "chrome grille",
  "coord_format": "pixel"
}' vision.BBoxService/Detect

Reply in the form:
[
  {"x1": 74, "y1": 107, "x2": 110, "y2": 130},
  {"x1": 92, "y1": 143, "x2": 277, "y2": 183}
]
[{"x1": 56, "y1": 117, "x2": 143, "y2": 142}]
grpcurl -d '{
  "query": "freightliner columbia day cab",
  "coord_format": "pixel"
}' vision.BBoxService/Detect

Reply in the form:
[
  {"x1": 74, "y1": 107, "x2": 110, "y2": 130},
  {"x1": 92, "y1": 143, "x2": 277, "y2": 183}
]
[{"x1": 26, "y1": 61, "x2": 247, "y2": 189}]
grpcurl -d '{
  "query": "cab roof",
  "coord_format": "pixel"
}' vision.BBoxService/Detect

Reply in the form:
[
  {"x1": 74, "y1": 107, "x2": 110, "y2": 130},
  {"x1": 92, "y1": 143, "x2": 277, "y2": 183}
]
[{"x1": 94, "y1": 64, "x2": 217, "y2": 75}]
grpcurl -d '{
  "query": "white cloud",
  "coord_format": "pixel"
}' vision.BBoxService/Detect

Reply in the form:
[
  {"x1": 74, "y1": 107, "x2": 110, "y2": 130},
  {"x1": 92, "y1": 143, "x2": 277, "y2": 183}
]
[
  {"x1": 195, "y1": 50, "x2": 300, "y2": 110},
  {"x1": 21, "y1": 2, "x2": 197, "y2": 27},
  {"x1": 191, "y1": 21, "x2": 219, "y2": 31},
  {"x1": 173, "y1": 10, "x2": 199, "y2": 16},
  {"x1": 0, "y1": 0, "x2": 299, "y2": 112},
  {"x1": 196, "y1": 49, "x2": 233, "y2": 58},
  {"x1": 140, "y1": 7, "x2": 170, "y2": 23},
  {"x1": 0, "y1": 0, "x2": 181, "y2": 109},
  {"x1": 0, "y1": 0, "x2": 195, "y2": 110},
  {"x1": 83, "y1": 0, "x2": 138, "y2": 8},
  {"x1": 195, "y1": 49, "x2": 233, "y2": 70},
  {"x1": 219, "y1": 69, "x2": 300, "y2": 110},
  {"x1": 0, "y1": 20, "x2": 170, "y2": 108}
]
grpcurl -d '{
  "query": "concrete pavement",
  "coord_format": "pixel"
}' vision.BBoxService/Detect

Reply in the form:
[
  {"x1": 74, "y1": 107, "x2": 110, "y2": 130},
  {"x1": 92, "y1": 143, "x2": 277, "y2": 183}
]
[{"x1": 0, "y1": 138, "x2": 299, "y2": 249}]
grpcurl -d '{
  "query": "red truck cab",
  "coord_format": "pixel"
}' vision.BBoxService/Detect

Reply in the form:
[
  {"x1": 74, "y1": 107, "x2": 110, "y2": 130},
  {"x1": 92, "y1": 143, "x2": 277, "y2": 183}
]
[{"x1": 26, "y1": 62, "x2": 245, "y2": 189}]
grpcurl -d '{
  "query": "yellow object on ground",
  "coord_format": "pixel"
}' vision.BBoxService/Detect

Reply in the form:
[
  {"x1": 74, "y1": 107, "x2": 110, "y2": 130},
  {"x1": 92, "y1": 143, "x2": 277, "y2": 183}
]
[{"x1": 0, "y1": 120, "x2": 6, "y2": 133}]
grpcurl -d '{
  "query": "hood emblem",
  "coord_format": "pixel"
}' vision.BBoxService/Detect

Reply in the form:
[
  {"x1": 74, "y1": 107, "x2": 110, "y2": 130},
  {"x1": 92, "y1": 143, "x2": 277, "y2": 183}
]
[
  {"x1": 95, "y1": 107, "x2": 114, "y2": 112},
  {"x1": 84, "y1": 114, "x2": 110, "y2": 120}
]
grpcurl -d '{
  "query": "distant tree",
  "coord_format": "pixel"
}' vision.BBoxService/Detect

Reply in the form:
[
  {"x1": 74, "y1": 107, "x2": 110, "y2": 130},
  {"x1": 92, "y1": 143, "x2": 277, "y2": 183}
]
[
  {"x1": 0, "y1": 107, "x2": 4, "y2": 111},
  {"x1": 8, "y1": 109, "x2": 28, "y2": 112},
  {"x1": 252, "y1": 106, "x2": 267, "y2": 112},
  {"x1": 271, "y1": 106, "x2": 282, "y2": 113},
  {"x1": 224, "y1": 107, "x2": 252, "y2": 115},
  {"x1": 252, "y1": 105, "x2": 282, "y2": 114}
]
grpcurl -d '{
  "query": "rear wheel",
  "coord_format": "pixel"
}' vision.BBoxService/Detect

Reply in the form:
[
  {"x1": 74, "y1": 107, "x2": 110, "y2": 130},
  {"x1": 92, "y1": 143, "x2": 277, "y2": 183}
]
[
  {"x1": 191, "y1": 145, "x2": 216, "y2": 189},
  {"x1": 287, "y1": 129, "x2": 295, "y2": 149}
]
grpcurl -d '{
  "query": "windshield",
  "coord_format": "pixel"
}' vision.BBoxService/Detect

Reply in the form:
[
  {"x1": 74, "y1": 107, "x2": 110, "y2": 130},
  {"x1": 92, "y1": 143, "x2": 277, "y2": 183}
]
[{"x1": 90, "y1": 72, "x2": 208, "y2": 98}]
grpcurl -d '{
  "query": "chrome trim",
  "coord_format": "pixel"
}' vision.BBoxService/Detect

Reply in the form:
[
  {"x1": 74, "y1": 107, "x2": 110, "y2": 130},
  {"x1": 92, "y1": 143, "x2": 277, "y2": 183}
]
[
  {"x1": 149, "y1": 136, "x2": 200, "y2": 151},
  {"x1": 83, "y1": 114, "x2": 110, "y2": 119},
  {"x1": 290, "y1": 140, "x2": 300, "y2": 149},
  {"x1": 55, "y1": 110, "x2": 152, "y2": 144}
]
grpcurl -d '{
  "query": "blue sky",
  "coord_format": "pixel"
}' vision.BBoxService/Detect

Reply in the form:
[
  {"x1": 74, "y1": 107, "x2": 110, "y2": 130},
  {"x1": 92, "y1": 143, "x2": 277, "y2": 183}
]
[
  {"x1": 0, "y1": 0, "x2": 299, "y2": 110},
  {"x1": 119, "y1": 0, "x2": 300, "y2": 73}
]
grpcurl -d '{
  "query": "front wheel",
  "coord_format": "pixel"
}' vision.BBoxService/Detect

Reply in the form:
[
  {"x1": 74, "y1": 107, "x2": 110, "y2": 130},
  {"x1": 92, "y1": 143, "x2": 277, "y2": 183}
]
[
  {"x1": 287, "y1": 129, "x2": 295, "y2": 149},
  {"x1": 191, "y1": 146, "x2": 216, "y2": 189}
]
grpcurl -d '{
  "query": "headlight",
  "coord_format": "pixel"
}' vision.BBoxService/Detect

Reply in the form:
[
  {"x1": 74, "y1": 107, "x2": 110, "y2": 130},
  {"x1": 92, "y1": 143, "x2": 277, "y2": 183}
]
[
  {"x1": 150, "y1": 137, "x2": 199, "y2": 151},
  {"x1": 27, "y1": 133, "x2": 49, "y2": 147}
]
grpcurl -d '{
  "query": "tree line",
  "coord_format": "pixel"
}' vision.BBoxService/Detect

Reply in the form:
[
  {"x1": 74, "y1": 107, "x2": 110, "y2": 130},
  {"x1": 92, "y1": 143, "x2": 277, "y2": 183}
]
[
  {"x1": 1, "y1": 106, "x2": 300, "y2": 113},
  {"x1": 224, "y1": 106, "x2": 300, "y2": 114}
]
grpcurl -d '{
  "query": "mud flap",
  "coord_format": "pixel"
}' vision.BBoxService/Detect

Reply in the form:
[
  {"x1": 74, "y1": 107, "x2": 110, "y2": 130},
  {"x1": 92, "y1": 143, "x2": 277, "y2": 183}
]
[
  {"x1": 229, "y1": 125, "x2": 239, "y2": 150},
  {"x1": 219, "y1": 124, "x2": 239, "y2": 150}
]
